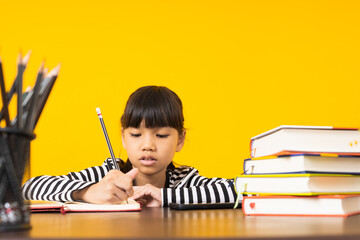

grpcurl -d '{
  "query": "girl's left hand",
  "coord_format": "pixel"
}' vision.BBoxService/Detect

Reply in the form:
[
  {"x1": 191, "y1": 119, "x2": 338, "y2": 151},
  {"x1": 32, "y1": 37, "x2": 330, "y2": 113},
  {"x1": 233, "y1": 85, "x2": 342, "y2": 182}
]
[{"x1": 130, "y1": 184, "x2": 162, "y2": 207}]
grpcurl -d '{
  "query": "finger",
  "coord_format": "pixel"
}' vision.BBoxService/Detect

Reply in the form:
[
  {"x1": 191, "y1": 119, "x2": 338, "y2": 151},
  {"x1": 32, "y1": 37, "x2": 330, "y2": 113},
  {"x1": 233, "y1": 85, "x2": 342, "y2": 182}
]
[
  {"x1": 111, "y1": 186, "x2": 130, "y2": 203},
  {"x1": 98, "y1": 188, "x2": 127, "y2": 204},
  {"x1": 128, "y1": 198, "x2": 147, "y2": 207},
  {"x1": 129, "y1": 189, "x2": 142, "y2": 200},
  {"x1": 132, "y1": 186, "x2": 141, "y2": 193},
  {"x1": 131, "y1": 185, "x2": 151, "y2": 200},
  {"x1": 131, "y1": 186, "x2": 161, "y2": 207},
  {"x1": 128, "y1": 187, "x2": 140, "y2": 200},
  {"x1": 126, "y1": 168, "x2": 138, "y2": 180},
  {"x1": 106, "y1": 195, "x2": 126, "y2": 204},
  {"x1": 110, "y1": 173, "x2": 134, "y2": 197},
  {"x1": 103, "y1": 176, "x2": 132, "y2": 202}
]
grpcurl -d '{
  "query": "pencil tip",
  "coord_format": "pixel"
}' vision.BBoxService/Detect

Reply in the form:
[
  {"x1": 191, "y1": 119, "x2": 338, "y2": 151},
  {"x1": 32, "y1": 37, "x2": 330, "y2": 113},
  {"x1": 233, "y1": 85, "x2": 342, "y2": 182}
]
[
  {"x1": 47, "y1": 64, "x2": 61, "y2": 77},
  {"x1": 25, "y1": 86, "x2": 32, "y2": 92},
  {"x1": 96, "y1": 108, "x2": 101, "y2": 114},
  {"x1": 53, "y1": 64, "x2": 61, "y2": 76},
  {"x1": 22, "y1": 50, "x2": 32, "y2": 66},
  {"x1": 38, "y1": 61, "x2": 45, "y2": 72},
  {"x1": 17, "y1": 52, "x2": 22, "y2": 65}
]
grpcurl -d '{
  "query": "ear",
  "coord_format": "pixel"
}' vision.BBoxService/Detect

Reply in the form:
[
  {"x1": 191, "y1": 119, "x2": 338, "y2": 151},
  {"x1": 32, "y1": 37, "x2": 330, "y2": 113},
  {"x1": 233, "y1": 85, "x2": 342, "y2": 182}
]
[
  {"x1": 176, "y1": 130, "x2": 186, "y2": 152},
  {"x1": 121, "y1": 128, "x2": 126, "y2": 149}
]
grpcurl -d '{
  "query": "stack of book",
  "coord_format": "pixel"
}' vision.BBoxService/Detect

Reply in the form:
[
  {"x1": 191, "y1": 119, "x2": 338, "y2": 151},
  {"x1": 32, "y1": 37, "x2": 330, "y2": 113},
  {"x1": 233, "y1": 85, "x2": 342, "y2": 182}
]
[{"x1": 236, "y1": 125, "x2": 360, "y2": 217}]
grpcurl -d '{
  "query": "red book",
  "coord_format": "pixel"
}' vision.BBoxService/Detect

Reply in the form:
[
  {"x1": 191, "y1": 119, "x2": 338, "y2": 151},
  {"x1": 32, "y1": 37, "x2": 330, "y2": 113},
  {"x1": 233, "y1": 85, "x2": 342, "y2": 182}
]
[
  {"x1": 29, "y1": 200, "x2": 141, "y2": 213},
  {"x1": 242, "y1": 195, "x2": 360, "y2": 217}
]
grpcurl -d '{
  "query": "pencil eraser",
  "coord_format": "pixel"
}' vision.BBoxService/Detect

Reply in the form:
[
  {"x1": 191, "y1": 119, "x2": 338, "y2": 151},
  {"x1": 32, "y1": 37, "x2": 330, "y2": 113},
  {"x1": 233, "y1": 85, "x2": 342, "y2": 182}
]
[{"x1": 96, "y1": 108, "x2": 101, "y2": 115}]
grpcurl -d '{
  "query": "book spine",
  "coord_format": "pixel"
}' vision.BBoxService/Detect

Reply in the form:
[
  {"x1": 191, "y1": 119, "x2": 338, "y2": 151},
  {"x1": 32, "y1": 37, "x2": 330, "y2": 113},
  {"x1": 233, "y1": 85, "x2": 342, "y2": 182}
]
[
  {"x1": 243, "y1": 159, "x2": 249, "y2": 174},
  {"x1": 250, "y1": 139, "x2": 254, "y2": 158}
]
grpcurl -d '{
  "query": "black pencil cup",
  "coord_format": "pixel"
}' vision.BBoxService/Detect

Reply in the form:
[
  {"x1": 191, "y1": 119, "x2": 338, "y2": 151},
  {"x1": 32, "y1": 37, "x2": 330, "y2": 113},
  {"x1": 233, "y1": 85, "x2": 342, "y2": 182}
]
[{"x1": 0, "y1": 128, "x2": 35, "y2": 232}]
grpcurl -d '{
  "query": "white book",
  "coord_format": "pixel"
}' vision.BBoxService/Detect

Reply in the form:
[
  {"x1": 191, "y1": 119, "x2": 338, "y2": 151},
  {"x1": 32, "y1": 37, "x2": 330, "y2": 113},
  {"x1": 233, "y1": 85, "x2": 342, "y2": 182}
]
[
  {"x1": 235, "y1": 174, "x2": 360, "y2": 195},
  {"x1": 244, "y1": 154, "x2": 360, "y2": 175},
  {"x1": 250, "y1": 125, "x2": 360, "y2": 158}
]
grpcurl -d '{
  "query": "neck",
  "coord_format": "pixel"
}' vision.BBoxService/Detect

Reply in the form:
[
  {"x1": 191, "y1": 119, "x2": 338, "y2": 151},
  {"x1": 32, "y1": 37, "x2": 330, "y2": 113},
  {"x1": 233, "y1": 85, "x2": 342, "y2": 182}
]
[{"x1": 135, "y1": 169, "x2": 167, "y2": 188}]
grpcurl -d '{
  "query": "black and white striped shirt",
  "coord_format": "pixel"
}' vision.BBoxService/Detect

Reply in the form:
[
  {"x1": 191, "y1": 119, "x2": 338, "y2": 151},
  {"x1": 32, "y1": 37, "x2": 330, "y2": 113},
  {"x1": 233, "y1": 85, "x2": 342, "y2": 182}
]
[{"x1": 22, "y1": 159, "x2": 239, "y2": 207}]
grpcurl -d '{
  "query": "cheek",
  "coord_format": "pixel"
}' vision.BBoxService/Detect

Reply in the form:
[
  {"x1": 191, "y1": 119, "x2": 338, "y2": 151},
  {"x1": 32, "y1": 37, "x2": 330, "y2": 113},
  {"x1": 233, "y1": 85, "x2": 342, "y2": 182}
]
[
  {"x1": 124, "y1": 144, "x2": 137, "y2": 161},
  {"x1": 162, "y1": 140, "x2": 179, "y2": 155},
  {"x1": 123, "y1": 138, "x2": 136, "y2": 153}
]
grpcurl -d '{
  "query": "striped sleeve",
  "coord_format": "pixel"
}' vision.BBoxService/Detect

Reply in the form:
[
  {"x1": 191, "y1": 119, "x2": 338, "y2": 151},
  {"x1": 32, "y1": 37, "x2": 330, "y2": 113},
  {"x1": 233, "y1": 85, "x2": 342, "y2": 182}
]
[
  {"x1": 161, "y1": 168, "x2": 239, "y2": 207},
  {"x1": 22, "y1": 164, "x2": 110, "y2": 202}
]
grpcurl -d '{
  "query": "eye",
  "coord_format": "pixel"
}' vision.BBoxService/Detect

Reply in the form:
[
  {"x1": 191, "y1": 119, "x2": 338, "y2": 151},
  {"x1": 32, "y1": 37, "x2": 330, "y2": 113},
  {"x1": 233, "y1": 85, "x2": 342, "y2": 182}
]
[
  {"x1": 130, "y1": 133, "x2": 141, "y2": 137},
  {"x1": 156, "y1": 134, "x2": 169, "y2": 138}
]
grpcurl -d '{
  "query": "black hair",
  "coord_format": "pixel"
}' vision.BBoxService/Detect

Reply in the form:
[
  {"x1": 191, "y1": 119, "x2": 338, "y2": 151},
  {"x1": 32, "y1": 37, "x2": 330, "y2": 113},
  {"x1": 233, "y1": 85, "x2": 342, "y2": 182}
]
[
  {"x1": 119, "y1": 86, "x2": 184, "y2": 174},
  {"x1": 120, "y1": 86, "x2": 185, "y2": 135}
]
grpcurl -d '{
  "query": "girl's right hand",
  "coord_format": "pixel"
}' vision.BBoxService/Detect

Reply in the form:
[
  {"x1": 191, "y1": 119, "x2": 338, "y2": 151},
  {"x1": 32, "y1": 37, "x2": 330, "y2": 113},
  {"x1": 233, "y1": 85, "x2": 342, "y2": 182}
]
[{"x1": 73, "y1": 168, "x2": 138, "y2": 204}]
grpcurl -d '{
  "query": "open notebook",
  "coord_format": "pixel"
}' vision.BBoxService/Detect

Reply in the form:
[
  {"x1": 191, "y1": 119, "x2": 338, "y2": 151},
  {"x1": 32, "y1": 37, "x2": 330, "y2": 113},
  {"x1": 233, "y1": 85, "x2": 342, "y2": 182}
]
[{"x1": 28, "y1": 199, "x2": 141, "y2": 213}]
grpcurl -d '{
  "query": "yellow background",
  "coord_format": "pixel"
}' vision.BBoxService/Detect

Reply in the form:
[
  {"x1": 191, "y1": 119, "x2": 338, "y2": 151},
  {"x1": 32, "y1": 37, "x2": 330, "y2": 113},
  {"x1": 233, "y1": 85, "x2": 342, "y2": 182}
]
[{"x1": 0, "y1": 0, "x2": 360, "y2": 179}]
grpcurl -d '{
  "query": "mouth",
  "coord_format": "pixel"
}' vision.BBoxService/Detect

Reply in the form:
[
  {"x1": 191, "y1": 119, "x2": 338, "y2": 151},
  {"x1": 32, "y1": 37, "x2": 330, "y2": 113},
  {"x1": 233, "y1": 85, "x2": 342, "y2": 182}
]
[{"x1": 139, "y1": 156, "x2": 157, "y2": 166}]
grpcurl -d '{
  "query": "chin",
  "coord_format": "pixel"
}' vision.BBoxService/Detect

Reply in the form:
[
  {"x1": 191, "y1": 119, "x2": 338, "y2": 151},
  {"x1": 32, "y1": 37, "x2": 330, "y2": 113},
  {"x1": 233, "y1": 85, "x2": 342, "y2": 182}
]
[{"x1": 138, "y1": 166, "x2": 165, "y2": 176}]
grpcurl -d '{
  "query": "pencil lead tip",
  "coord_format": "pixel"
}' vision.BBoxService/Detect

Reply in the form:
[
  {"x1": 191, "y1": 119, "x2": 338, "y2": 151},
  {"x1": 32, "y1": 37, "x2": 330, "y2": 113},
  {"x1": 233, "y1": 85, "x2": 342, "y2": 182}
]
[
  {"x1": 38, "y1": 61, "x2": 45, "y2": 72},
  {"x1": 25, "y1": 86, "x2": 32, "y2": 92},
  {"x1": 47, "y1": 64, "x2": 61, "y2": 77},
  {"x1": 17, "y1": 52, "x2": 22, "y2": 65},
  {"x1": 53, "y1": 63, "x2": 61, "y2": 76},
  {"x1": 22, "y1": 50, "x2": 32, "y2": 66}
]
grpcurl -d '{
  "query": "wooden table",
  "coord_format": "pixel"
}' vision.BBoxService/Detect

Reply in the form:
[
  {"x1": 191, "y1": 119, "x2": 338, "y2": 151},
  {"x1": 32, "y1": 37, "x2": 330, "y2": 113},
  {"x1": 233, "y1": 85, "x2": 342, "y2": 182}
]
[{"x1": 2, "y1": 207, "x2": 360, "y2": 239}]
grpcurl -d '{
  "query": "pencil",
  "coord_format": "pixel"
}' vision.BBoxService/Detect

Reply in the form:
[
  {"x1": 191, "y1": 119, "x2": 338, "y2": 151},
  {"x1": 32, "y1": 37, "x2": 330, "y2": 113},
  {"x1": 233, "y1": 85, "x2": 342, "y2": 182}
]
[
  {"x1": 96, "y1": 108, "x2": 120, "y2": 170},
  {"x1": 6, "y1": 50, "x2": 30, "y2": 104},
  {"x1": 0, "y1": 51, "x2": 31, "y2": 122},
  {"x1": 0, "y1": 74, "x2": 17, "y2": 121},
  {"x1": 0, "y1": 56, "x2": 11, "y2": 126},
  {"x1": 15, "y1": 51, "x2": 31, "y2": 129},
  {"x1": 10, "y1": 86, "x2": 32, "y2": 127},
  {"x1": 16, "y1": 53, "x2": 24, "y2": 128},
  {"x1": 25, "y1": 62, "x2": 44, "y2": 131},
  {"x1": 34, "y1": 64, "x2": 60, "y2": 128}
]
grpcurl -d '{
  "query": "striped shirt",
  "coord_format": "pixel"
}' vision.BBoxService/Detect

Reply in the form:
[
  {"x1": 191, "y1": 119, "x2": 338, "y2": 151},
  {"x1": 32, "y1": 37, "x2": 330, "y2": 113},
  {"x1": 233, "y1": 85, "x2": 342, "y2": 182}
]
[{"x1": 22, "y1": 159, "x2": 240, "y2": 207}]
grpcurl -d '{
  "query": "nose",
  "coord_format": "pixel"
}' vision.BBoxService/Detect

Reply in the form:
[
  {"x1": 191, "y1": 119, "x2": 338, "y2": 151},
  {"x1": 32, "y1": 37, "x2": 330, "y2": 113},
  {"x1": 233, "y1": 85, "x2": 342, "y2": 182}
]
[{"x1": 142, "y1": 134, "x2": 156, "y2": 151}]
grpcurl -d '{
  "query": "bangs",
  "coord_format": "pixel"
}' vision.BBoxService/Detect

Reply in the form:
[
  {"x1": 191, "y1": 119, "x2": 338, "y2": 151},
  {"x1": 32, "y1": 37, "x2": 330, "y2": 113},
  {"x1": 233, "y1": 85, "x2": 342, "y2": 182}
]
[{"x1": 121, "y1": 86, "x2": 184, "y2": 133}]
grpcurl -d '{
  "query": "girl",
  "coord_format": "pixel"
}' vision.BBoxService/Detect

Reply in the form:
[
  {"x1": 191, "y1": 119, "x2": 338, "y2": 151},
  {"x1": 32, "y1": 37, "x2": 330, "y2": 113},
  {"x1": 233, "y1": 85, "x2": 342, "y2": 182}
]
[{"x1": 22, "y1": 86, "x2": 238, "y2": 207}]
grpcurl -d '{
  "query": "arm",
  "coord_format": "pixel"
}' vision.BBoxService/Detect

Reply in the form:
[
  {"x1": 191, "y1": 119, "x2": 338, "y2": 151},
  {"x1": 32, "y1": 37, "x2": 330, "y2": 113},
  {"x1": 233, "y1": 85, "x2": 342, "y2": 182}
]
[
  {"x1": 130, "y1": 167, "x2": 239, "y2": 207},
  {"x1": 22, "y1": 159, "x2": 136, "y2": 203},
  {"x1": 22, "y1": 165, "x2": 108, "y2": 202},
  {"x1": 73, "y1": 168, "x2": 138, "y2": 204},
  {"x1": 162, "y1": 175, "x2": 238, "y2": 207}
]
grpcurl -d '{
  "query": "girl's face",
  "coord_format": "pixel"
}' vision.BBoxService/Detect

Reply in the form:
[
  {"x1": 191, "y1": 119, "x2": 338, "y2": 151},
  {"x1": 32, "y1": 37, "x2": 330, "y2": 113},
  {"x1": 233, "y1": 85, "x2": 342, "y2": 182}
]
[{"x1": 121, "y1": 120, "x2": 185, "y2": 176}]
